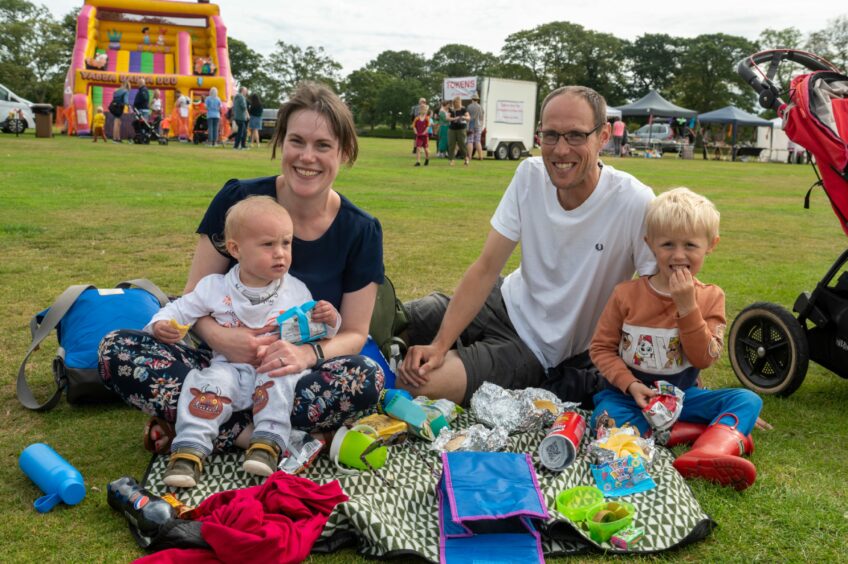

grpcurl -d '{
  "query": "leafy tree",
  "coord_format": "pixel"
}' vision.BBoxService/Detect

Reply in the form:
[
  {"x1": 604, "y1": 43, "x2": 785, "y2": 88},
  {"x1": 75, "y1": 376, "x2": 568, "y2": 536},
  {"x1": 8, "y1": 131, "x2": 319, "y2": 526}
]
[
  {"x1": 375, "y1": 75, "x2": 425, "y2": 129},
  {"x1": 227, "y1": 36, "x2": 275, "y2": 102},
  {"x1": 805, "y1": 15, "x2": 848, "y2": 72},
  {"x1": 673, "y1": 33, "x2": 758, "y2": 112},
  {"x1": 624, "y1": 34, "x2": 683, "y2": 99},
  {"x1": 265, "y1": 40, "x2": 342, "y2": 102},
  {"x1": 428, "y1": 43, "x2": 497, "y2": 92},
  {"x1": 343, "y1": 68, "x2": 391, "y2": 129},
  {"x1": 484, "y1": 61, "x2": 536, "y2": 82},
  {"x1": 0, "y1": 0, "x2": 73, "y2": 105},
  {"x1": 365, "y1": 50, "x2": 428, "y2": 81},
  {"x1": 756, "y1": 27, "x2": 807, "y2": 94}
]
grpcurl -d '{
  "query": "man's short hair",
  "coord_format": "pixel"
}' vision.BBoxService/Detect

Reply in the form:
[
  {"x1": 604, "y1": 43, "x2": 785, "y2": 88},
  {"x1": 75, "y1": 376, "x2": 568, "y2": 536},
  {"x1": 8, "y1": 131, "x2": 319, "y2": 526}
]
[
  {"x1": 646, "y1": 187, "x2": 720, "y2": 242},
  {"x1": 540, "y1": 86, "x2": 607, "y2": 127}
]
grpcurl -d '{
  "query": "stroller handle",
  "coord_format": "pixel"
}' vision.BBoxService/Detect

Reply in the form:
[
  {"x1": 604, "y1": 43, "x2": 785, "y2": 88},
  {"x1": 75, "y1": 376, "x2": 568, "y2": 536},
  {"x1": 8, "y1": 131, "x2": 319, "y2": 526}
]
[{"x1": 737, "y1": 49, "x2": 839, "y2": 111}]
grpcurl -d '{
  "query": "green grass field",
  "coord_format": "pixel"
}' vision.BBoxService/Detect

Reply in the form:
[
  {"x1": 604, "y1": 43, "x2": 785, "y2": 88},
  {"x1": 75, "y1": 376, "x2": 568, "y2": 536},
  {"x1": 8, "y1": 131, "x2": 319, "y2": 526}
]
[{"x1": 2, "y1": 132, "x2": 847, "y2": 562}]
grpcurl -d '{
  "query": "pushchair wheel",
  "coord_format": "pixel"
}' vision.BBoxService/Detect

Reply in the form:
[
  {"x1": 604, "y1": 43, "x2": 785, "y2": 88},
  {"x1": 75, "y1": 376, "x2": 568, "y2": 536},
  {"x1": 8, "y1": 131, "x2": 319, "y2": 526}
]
[{"x1": 729, "y1": 302, "x2": 809, "y2": 396}]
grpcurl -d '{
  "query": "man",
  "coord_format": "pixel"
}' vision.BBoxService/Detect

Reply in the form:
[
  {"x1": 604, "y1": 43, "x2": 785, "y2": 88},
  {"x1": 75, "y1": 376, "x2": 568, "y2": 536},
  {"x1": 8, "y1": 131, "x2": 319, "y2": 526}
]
[
  {"x1": 465, "y1": 93, "x2": 484, "y2": 160},
  {"x1": 232, "y1": 86, "x2": 248, "y2": 150},
  {"x1": 398, "y1": 85, "x2": 656, "y2": 407},
  {"x1": 133, "y1": 78, "x2": 150, "y2": 118}
]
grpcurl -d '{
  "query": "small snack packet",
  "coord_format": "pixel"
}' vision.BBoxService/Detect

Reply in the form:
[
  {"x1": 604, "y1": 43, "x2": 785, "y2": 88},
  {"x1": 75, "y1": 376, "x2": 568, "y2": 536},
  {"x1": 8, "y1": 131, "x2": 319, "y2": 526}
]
[{"x1": 642, "y1": 381, "x2": 685, "y2": 431}]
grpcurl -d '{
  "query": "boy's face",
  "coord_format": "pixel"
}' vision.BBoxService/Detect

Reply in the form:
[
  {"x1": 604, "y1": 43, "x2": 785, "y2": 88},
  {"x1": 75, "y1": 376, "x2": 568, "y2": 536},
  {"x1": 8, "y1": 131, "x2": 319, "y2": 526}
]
[
  {"x1": 646, "y1": 229, "x2": 718, "y2": 282},
  {"x1": 226, "y1": 211, "x2": 293, "y2": 287}
]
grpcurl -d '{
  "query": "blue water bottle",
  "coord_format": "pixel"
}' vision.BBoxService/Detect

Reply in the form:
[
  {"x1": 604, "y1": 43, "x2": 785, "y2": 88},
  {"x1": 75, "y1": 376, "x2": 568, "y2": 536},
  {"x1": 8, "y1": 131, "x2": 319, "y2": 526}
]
[{"x1": 19, "y1": 443, "x2": 86, "y2": 512}]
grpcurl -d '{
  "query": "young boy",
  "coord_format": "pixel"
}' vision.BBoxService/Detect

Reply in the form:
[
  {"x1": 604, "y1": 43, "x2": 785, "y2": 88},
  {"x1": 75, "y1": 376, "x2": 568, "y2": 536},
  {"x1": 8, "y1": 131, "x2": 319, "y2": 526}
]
[
  {"x1": 589, "y1": 188, "x2": 763, "y2": 490},
  {"x1": 413, "y1": 104, "x2": 430, "y2": 166},
  {"x1": 148, "y1": 196, "x2": 340, "y2": 488},
  {"x1": 92, "y1": 106, "x2": 107, "y2": 142}
]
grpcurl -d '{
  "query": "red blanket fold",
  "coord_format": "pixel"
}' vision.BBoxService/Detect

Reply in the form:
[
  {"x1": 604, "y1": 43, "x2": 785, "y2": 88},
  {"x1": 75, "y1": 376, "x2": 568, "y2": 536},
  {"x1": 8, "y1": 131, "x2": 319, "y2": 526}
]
[{"x1": 135, "y1": 472, "x2": 348, "y2": 564}]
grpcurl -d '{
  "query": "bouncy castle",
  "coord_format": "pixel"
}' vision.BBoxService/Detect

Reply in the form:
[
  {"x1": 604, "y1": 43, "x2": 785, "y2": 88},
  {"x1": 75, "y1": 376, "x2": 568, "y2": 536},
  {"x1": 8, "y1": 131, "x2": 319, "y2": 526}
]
[{"x1": 63, "y1": 0, "x2": 233, "y2": 136}]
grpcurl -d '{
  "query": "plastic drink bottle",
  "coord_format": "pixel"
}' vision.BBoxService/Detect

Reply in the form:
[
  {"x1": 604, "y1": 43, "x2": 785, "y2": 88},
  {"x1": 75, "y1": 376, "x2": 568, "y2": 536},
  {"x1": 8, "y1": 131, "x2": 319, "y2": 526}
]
[
  {"x1": 107, "y1": 476, "x2": 176, "y2": 538},
  {"x1": 19, "y1": 443, "x2": 86, "y2": 512}
]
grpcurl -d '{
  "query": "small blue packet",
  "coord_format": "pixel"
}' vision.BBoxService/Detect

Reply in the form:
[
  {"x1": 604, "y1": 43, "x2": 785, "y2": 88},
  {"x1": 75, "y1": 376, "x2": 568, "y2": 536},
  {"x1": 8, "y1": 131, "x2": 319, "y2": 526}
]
[
  {"x1": 591, "y1": 455, "x2": 656, "y2": 497},
  {"x1": 277, "y1": 301, "x2": 327, "y2": 344}
]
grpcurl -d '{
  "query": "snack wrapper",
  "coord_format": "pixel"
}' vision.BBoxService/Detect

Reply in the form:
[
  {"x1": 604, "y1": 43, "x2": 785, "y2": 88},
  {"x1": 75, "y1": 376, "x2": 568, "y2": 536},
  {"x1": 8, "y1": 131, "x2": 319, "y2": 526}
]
[
  {"x1": 278, "y1": 432, "x2": 324, "y2": 474},
  {"x1": 591, "y1": 455, "x2": 656, "y2": 497},
  {"x1": 430, "y1": 424, "x2": 509, "y2": 453},
  {"x1": 277, "y1": 301, "x2": 327, "y2": 344},
  {"x1": 642, "y1": 380, "x2": 685, "y2": 431},
  {"x1": 160, "y1": 492, "x2": 197, "y2": 520},
  {"x1": 352, "y1": 413, "x2": 409, "y2": 445},
  {"x1": 589, "y1": 425, "x2": 656, "y2": 468},
  {"x1": 470, "y1": 382, "x2": 575, "y2": 434}
]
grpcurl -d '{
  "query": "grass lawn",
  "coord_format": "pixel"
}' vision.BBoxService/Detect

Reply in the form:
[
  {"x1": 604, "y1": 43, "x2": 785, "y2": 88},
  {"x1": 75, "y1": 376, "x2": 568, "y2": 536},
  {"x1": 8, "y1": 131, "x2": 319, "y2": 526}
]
[{"x1": 2, "y1": 132, "x2": 847, "y2": 562}]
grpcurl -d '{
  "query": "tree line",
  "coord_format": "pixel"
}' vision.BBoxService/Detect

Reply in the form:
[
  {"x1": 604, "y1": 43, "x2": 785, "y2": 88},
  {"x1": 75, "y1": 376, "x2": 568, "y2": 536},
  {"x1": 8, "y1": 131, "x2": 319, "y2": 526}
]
[{"x1": 2, "y1": 0, "x2": 846, "y2": 127}]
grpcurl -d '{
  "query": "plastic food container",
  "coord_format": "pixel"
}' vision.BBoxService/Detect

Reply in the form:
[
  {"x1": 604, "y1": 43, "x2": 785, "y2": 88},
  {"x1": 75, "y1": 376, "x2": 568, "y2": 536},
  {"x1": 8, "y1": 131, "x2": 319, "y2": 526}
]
[
  {"x1": 585, "y1": 501, "x2": 635, "y2": 543},
  {"x1": 556, "y1": 486, "x2": 604, "y2": 522}
]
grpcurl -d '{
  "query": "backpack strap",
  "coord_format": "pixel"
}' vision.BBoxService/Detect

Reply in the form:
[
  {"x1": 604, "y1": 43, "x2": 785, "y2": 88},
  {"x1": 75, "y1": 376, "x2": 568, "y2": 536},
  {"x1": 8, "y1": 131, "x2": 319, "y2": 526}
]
[
  {"x1": 117, "y1": 278, "x2": 170, "y2": 307},
  {"x1": 17, "y1": 284, "x2": 94, "y2": 411}
]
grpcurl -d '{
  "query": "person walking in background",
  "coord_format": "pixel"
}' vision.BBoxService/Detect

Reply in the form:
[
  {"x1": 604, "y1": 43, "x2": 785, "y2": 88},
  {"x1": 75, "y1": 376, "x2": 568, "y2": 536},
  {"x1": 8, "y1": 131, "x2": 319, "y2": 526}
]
[
  {"x1": 413, "y1": 103, "x2": 431, "y2": 166},
  {"x1": 205, "y1": 87, "x2": 222, "y2": 147},
  {"x1": 150, "y1": 89, "x2": 162, "y2": 132},
  {"x1": 175, "y1": 90, "x2": 190, "y2": 142},
  {"x1": 466, "y1": 93, "x2": 484, "y2": 161},
  {"x1": 134, "y1": 78, "x2": 150, "y2": 118},
  {"x1": 109, "y1": 78, "x2": 130, "y2": 143},
  {"x1": 91, "y1": 106, "x2": 107, "y2": 143},
  {"x1": 612, "y1": 117, "x2": 625, "y2": 157},
  {"x1": 411, "y1": 97, "x2": 426, "y2": 154},
  {"x1": 232, "y1": 86, "x2": 249, "y2": 150},
  {"x1": 248, "y1": 92, "x2": 264, "y2": 148},
  {"x1": 437, "y1": 100, "x2": 450, "y2": 158},
  {"x1": 447, "y1": 96, "x2": 470, "y2": 166}
]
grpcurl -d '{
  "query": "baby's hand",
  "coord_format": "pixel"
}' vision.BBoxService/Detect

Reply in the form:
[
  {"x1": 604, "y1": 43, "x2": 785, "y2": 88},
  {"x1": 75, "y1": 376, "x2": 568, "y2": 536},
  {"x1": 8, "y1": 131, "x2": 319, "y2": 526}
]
[
  {"x1": 153, "y1": 319, "x2": 186, "y2": 344},
  {"x1": 311, "y1": 300, "x2": 338, "y2": 327},
  {"x1": 627, "y1": 381, "x2": 657, "y2": 409}
]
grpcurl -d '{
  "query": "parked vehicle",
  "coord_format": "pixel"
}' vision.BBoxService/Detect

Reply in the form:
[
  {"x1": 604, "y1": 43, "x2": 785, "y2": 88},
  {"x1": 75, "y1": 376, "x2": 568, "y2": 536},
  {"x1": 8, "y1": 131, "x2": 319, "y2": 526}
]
[
  {"x1": 260, "y1": 108, "x2": 278, "y2": 140},
  {"x1": 0, "y1": 83, "x2": 35, "y2": 134},
  {"x1": 478, "y1": 77, "x2": 538, "y2": 160},
  {"x1": 629, "y1": 124, "x2": 683, "y2": 153}
]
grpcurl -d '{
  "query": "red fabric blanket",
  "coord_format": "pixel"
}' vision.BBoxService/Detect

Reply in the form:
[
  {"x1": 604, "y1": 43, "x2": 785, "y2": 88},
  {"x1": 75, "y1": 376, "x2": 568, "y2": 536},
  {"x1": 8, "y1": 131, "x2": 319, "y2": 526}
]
[{"x1": 136, "y1": 472, "x2": 348, "y2": 564}]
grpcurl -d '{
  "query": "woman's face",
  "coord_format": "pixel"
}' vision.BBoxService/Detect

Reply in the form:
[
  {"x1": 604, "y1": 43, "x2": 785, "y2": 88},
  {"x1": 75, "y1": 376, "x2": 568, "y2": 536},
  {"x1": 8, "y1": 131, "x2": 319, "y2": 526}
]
[{"x1": 280, "y1": 109, "x2": 342, "y2": 199}]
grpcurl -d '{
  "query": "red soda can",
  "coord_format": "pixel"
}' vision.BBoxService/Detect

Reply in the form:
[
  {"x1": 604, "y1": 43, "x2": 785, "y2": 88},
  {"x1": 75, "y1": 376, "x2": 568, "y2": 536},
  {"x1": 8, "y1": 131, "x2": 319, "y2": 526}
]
[{"x1": 538, "y1": 411, "x2": 586, "y2": 471}]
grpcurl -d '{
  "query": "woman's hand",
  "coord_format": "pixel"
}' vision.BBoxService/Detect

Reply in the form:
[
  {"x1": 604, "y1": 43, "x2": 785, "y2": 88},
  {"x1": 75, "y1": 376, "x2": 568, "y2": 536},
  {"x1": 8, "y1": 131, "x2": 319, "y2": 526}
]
[
  {"x1": 195, "y1": 316, "x2": 279, "y2": 365},
  {"x1": 256, "y1": 340, "x2": 315, "y2": 376}
]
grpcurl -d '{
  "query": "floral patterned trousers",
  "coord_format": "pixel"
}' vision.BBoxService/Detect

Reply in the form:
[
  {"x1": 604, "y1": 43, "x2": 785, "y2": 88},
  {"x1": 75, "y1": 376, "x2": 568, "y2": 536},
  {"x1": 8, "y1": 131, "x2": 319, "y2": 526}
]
[{"x1": 98, "y1": 330, "x2": 384, "y2": 452}]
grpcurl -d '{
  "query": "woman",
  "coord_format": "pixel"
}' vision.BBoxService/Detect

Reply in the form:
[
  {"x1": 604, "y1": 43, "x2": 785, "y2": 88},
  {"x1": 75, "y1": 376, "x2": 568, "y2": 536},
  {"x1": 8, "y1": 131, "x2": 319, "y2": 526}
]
[
  {"x1": 150, "y1": 89, "x2": 162, "y2": 132},
  {"x1": 110, "y1": 79, "x2": 131, "y2": 143},
  {"x1": 437, "y1": 100, "x2": 450, "y2": 157},
  {"x1": 248, "y1": 92, "x2": 264, "y2": 148},
  {"x1": 447, "y1": 96, "x2": 470, "y2": 166},
  {"x1": 205, "y1": 86, "x2": 222, "y2": 146},
  {"x1": 99, "y1": 82, "x2": 385, "y2": 454}
]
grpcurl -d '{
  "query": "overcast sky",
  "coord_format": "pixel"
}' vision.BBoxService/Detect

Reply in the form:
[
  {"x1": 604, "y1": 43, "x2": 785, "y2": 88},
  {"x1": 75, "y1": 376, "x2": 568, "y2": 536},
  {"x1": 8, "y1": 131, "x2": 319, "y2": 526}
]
[{"x1": 40, "y1": 0, "x2": 840, "y2": 74}]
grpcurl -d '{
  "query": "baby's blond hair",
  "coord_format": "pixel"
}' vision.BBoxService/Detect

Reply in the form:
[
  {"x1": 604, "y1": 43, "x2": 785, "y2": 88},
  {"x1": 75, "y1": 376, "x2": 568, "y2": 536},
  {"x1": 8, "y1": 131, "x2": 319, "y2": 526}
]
[
  {"x1": 223, "y1": 195, "x2": 290, "y2": 243},
  {"x1": 646, "y1": 187, "x2": 720, "y2": 242}
]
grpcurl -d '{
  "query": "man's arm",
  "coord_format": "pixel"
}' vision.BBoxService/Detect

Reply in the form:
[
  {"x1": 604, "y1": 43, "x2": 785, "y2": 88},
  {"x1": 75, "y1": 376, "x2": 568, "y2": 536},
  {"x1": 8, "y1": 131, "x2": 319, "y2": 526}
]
[{"x1": 399, "y1": 228, "x2": 517, "y2": 389}]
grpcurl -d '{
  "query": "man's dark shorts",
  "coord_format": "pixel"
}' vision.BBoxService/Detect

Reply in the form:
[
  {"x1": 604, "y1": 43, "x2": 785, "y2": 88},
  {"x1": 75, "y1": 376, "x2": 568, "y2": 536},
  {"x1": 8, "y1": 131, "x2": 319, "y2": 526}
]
[{"x1": 404, "y1": 280, "x2": 604, "y2": 407}]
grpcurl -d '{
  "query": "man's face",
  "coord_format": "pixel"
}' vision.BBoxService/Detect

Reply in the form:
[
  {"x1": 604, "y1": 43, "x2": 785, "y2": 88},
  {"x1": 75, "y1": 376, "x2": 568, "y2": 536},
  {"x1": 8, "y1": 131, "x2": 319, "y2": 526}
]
[{"x1": 540, "y1": 93, "x2": 610, "y2": 205}]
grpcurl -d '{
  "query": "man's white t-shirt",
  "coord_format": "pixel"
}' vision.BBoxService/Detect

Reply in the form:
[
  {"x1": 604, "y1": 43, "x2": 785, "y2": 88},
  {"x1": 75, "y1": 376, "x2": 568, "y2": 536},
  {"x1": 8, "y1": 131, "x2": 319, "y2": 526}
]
[{"x1": 490, "y1": 157, "x2": 656, "y2": 369}]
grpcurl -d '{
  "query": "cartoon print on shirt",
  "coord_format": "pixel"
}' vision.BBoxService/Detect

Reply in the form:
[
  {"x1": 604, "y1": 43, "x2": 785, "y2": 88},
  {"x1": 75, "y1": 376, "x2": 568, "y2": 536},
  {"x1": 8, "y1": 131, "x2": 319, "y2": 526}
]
[
  {"x1": 709, "y1": 323, "x2": 726, "y2": 358},
  {"x1": 620, "y1": 331, "x2": 632, "y2": 354},
  {"x1": 632, "y1": 334, "x2": 656, "y2": 368},
  {"x1": 664, "y1": 336, "x2": 683, "y2": 368}
]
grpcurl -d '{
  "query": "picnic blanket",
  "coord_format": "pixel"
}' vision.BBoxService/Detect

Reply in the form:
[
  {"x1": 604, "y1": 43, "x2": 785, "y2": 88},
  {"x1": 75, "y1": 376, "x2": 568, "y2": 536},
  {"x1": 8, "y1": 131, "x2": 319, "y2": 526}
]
[{"x1": 142, "y1": 410, "x2": 714, "y2": 561}]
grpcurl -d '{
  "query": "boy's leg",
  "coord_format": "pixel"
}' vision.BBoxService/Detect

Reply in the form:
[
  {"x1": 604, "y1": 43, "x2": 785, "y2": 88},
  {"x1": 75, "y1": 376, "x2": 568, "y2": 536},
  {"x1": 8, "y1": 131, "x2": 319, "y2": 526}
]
[
  {"x1": 590, "y1": 388, "x2": 648, "y2": 434},
  {"x1": 678, "y1": 386, "x2": 762, "y2": 436}
]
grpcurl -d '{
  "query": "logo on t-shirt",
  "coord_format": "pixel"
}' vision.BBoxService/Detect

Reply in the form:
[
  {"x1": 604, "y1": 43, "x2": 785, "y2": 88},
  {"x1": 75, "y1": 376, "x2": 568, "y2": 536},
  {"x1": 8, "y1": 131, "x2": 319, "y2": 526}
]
[{"x1": 595, "y1": 243, "x2": 604, "y2": 251}]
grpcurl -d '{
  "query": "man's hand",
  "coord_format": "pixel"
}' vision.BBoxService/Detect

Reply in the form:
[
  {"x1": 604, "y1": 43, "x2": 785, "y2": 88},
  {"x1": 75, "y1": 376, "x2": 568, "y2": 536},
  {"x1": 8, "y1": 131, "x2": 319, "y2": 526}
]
[
  {"x1": 668, "y1": 267, "x2": 697, "y2": 317},
  {"x1": 399, "y1": 344, "x2": 447, "y2": 388},
  {"x1": 627, "y1": 381, "x2": 657, "y2": 409}
]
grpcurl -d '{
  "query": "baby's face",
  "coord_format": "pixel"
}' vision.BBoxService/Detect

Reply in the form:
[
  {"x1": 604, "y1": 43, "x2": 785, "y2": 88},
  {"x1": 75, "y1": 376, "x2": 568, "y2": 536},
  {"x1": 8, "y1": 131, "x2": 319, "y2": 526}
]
[{"x1": 229, "y1": 211, "x2": 293, "y2": 287}]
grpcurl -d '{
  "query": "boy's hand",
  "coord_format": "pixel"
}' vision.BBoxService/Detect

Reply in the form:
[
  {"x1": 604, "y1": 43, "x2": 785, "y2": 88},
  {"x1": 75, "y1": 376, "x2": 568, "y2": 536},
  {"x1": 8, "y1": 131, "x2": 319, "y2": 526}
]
[
  {"x1": 627, "y1": 381, "x2": 657, "y2": 409},
  {"x1": 311, "y1": 300, "x2": 338, "y2": 326},
  {"x1": 668, "y1": 267, "x2": 697, "y2": 317},
  {"x1": 152, "y1": 320, "x2": 183, "y2": 344}
]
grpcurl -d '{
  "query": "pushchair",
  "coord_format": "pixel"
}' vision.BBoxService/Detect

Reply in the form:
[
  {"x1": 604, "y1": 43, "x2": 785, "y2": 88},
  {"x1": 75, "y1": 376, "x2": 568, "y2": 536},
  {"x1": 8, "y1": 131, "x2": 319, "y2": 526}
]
[
  {"x1": 729, "y1": 50, "x2": 848, "y2": 396},
  {"x1": 130, "y1": 108, "x2": 168, "y2": 145},
  {"x1": 192, "y1": 113, "x2": 208, "y2": 144}
]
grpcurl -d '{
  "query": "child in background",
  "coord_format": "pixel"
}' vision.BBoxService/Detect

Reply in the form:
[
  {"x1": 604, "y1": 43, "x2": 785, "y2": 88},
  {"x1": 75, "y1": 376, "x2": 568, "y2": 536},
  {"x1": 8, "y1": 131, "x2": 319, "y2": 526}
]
[
  {"x1": 148, "y1": 196, "x2": 341, "y2": 488},
  {"x1": 91, "y1": 106, "x2": 107, "y2": 143},
  {"x1": 589, "y1": 188, "x2": 763, "y2": 490},
  {"x1": 413, "y1": 104, "x2": 431, "y2": 167}
]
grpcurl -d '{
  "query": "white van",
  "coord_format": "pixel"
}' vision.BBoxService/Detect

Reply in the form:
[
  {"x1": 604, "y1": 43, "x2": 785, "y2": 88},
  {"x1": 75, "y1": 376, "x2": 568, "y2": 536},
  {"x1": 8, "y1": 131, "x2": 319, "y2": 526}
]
[{"x1": 0, "y1": 83, "x2": 36, "y2": 134}]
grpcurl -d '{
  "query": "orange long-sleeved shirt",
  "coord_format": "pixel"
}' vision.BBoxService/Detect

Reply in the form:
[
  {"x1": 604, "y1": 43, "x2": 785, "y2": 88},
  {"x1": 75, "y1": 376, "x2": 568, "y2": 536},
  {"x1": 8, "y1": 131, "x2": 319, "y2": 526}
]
[{"x1": 590, "y1": 276, "x2": 726, "y2": 393}]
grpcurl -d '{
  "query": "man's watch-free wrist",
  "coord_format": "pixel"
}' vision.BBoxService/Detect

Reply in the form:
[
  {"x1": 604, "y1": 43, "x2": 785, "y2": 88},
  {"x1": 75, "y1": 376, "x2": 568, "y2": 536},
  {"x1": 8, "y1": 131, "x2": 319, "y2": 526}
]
[{"x1": 309, "y1": 342, "x2": 324, "y2": 366}]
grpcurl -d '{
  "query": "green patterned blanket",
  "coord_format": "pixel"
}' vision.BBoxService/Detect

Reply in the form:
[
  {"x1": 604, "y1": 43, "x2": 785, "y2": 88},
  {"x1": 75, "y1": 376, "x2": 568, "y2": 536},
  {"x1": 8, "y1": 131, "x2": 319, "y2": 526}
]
[{"x1": 143, "y1": 411, "x2": 713, "y2": 561}]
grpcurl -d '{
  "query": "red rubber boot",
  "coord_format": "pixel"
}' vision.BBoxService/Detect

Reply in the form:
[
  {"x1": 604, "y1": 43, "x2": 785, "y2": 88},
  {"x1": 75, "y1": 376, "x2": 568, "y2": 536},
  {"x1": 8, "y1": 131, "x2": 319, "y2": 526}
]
[
  {"x1": 664, "y1": 421, "x2": 755, "y2": 454},
  {"x1": 672, "y1": 414, "x2": 757, "y2": 491}
]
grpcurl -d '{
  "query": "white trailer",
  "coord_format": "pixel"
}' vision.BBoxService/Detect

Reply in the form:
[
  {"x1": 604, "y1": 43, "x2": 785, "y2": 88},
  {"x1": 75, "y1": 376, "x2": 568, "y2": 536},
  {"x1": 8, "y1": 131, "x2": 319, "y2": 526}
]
[{"x1": 479, "y1": 77, "x2": 538, "y2": 160}]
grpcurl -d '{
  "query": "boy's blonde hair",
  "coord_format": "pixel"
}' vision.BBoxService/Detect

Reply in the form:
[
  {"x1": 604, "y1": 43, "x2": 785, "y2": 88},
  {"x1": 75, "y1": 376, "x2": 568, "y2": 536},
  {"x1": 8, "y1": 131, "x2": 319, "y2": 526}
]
[
  {"x1": 223, "y1": 195, "x2": 290, "y2": 243},
  {"x1": 418, "y1": 104, "x2": 429, "y2": 117},
  {"x1": 646, "y1": 187, "x2": 720, "y2": 242}
]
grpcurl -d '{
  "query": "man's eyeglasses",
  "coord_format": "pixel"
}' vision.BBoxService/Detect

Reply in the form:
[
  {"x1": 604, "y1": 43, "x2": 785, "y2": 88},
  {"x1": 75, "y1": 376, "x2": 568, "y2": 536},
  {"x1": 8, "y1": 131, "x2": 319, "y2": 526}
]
[{"x1": 541, "y1": 123, "x2": 604, "y2": 146}]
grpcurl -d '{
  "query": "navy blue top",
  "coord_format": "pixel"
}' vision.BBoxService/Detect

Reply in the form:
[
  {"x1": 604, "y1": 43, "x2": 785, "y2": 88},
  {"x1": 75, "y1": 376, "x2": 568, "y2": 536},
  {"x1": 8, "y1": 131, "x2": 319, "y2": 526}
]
[{"x1": 197, "y1": 176, "x2": 384, "y2": 309}]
